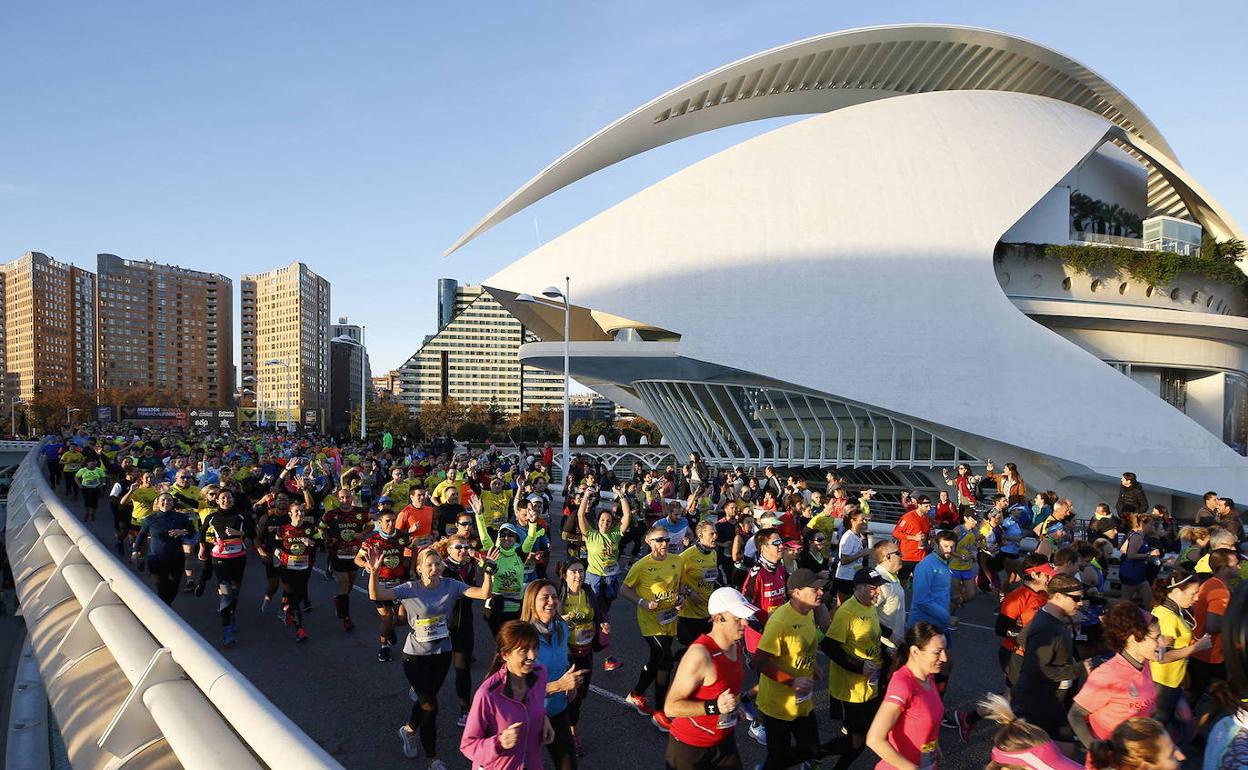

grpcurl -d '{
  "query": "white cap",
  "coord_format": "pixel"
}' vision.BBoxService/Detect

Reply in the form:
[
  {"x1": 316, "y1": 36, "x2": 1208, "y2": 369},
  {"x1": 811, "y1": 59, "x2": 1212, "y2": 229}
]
[{"x1": 707, "y1": 587, "x2": 759, "y2": 620}]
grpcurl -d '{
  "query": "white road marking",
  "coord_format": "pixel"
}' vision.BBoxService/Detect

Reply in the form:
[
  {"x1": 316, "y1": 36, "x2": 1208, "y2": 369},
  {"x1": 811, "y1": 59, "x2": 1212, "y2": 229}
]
[
  {"x1": 311, "y1": 565, "x2": 370, "y2": 596},
  {"x1": 589, "y1": 684, "x2": 633, "y2": 707}
]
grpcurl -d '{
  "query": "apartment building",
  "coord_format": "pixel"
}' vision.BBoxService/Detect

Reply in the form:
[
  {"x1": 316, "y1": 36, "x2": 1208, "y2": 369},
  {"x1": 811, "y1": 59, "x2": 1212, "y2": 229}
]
[
  {"x1": 96, "y1": 254, "x2": 234, "y2": 404},
  {"x1": 0, "y1": 252, "x2": 96, "y2": 401}
]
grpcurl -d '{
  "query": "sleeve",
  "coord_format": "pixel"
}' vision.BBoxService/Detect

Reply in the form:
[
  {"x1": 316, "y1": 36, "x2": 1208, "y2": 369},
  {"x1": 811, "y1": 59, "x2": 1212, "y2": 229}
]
[
  {"x1": 458, "y1": 691, "x2": 506, "y2": 765},
  {"x1": 623, "y1": 560, "x2": 642, "y2": 589},
  {"x1": 892, "y1": 517, "x2": 910, "y2": 540},
  {"x1": 1073, "y1": 670, "x2": 1112, "y2": 713},
  {"x1": 756, "y1": 618, "x2": 784, "y2": 658},
  {"x1": 391, "y1": 583, "x2": 417, "y2": 601},
  {"x1": 1210, "y1": 585, "x2": 1231, "y2": 616},
  {"x1": 1036, "y1": 626, "x2": 1083, "y2": 682},
  {"x1": 882, "y1": 669, "x2": 914, "y2": 708}
]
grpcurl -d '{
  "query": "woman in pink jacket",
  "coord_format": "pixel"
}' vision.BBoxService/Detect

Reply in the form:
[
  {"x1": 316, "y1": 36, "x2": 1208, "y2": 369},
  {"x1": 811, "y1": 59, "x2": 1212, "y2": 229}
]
[{"x1": 461, "y1": 620, "x2": 554, "y2": 770}]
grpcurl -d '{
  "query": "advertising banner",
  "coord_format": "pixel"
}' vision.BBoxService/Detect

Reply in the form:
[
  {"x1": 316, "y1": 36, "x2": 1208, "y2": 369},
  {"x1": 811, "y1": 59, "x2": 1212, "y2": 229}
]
[
  {"x1": 189, "y1": 408, "x2": 237, "y2": 431},
  {"x1": 119, "y1": 406, "x2": 187, "y2": 426},
  {"x1": 96, "y1": 406, "x2": 117, "y2": 423}
]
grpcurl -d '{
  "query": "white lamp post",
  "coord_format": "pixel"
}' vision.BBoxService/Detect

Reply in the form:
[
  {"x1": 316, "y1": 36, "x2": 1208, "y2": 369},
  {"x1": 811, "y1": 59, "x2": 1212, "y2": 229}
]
[
  {"x1": 516, "y1": 277, "x2": 571, "y2": 489},
  {"x1": 244, "y1": 375, "x2": 264, "y2": 426},
  {"x1": 264, "y1": 359, "x2": 293, "y2": 433},
  {"x1": 330, "y1": 325, "x2": 367, "y2": 440},
  {"x1": 66, "y1": 407, "x2": 81, "y2": 425}
]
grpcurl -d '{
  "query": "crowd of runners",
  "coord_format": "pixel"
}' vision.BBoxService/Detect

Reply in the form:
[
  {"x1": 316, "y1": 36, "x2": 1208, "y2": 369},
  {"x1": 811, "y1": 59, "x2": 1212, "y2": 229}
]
[{"x1": 37, "y1": 427, "x2": 1248, "y2": 770}]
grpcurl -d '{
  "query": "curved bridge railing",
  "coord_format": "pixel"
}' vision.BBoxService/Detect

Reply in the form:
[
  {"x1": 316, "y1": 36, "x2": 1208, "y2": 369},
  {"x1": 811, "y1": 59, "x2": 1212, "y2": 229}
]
[{"x1": 4, "y1": 442, "x2": 343, "y2": 770}]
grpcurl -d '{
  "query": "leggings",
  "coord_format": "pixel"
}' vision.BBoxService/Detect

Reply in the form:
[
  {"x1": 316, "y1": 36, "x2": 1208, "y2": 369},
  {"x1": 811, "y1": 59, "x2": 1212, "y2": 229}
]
[
  {"x1": 82, "y1": 486, "x2": 102, "y2": 511},
  {"x1": 149, "y1": 559, "x2": 183, "y2": 605},
  {"x1": 567, "y1": 650, "x2": 593, "y2": 727},
  {"x1": 403, "y1": 652, "x2": 452, "y2": 758},
  {"x1": 762, "y1": 713, "x2": 819, "y2": 770},
  {"x1": 281, "y1": 568, "x2": 311, "y2": 629},
  {"x1": 546, "y1": 709, "x2": 578, "y2": 770},
  {"x1": 484, "y1": 601, "x2": 519, "y2": 639},
  {"x1": 451, "y1": 625, "x2": 475, "y2": 711},
  {"x1": 632, "y1": 635, "x2": 675, "y2": 708},
  {"x1": 213, "y1": 557, "x2": 246, "y2": 627}
]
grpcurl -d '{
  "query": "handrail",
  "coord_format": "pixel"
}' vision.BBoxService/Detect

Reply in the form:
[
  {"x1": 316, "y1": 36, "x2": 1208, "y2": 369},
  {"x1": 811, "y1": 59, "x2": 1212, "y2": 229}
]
[{"x1": 5, "y1": 442, "x2": 343, "y2": 770}]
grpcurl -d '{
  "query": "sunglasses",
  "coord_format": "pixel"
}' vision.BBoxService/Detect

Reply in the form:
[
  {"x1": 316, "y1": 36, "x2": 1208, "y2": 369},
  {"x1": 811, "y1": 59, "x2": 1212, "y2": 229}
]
[
  {"x1": 450, "y1": 544, "x2": 472, "y2": 551},
  {"x1": 456, "y1": 520, "x2": 472, "y2": 526},
  {"x1": 882, "y1": 551, "x2": 901, "y2": 558},
  {"x1": 767, "y1": 540, "x2": 783, "y2": 547},
  {"x1": 1063, "y1": 593, "x2": 1086, "y2": 602},
  {"x1": 650, "y1": 537, "x2": 670, "y2": 544}
]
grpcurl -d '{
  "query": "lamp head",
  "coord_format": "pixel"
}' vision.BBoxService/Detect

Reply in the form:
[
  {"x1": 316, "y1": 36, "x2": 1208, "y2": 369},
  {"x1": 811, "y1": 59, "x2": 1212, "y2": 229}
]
[{"x1": 541, "y1": 286, "x2": 563, "y2": 300}]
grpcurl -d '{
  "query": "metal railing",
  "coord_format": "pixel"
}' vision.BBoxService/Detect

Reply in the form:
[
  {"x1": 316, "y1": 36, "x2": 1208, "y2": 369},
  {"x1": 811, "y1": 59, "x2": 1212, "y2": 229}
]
[{"x1": 5, "y1": 442, "x2": 342, "y2": 770}]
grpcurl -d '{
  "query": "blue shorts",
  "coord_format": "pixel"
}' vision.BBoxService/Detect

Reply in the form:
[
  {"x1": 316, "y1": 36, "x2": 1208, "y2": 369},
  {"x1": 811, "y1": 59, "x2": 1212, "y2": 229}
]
[
  {"x1": 952, "y1": 567, "x2": 977, "y2": 581},
  {"x1": 586, "y1": 571, "x2": 620, "y2": 601}
]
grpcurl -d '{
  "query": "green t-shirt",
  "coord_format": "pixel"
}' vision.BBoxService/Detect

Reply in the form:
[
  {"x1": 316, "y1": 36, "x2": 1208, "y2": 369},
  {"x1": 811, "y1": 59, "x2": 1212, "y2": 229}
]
[
  {"x1": 584, "y1": 526, "x2": 624, "y2": 577},
  {"x1": 74, "y1": 466, "x2": 109, "y2": 489}
]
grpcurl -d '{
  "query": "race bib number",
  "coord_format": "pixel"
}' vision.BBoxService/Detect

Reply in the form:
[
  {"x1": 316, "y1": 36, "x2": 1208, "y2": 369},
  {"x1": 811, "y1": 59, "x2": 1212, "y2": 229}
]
[
  {"x1": 415, "y1": 535, "x2": 433, "y2": 548},
  {"x1": 572, "y1": 625, "x2": 595, "y2": 647},
  {"x1": 218, "y1": 538, "x2": 244, "y2": 556},
  {"x1": 701, "y1": 568, "x2": 719, "y2": 584},
  {"x1": 64, "y1": 463, "x2": 82, "y2": 472},
  {"x1": 599, "y1": 561, "x2": 619, "y2": 577},
  {"x1": 657, "y1": 607, "x2": 678, "y2": 626},
  {"x1": 379, "y1": 579, "x2": 400, "y2": 591},
  {"x1": 285, "y1": 554, "x2": 309, "y2": 570},
  {"x1": 413, "y1": 615, "x2": 449, "y2": 643}
]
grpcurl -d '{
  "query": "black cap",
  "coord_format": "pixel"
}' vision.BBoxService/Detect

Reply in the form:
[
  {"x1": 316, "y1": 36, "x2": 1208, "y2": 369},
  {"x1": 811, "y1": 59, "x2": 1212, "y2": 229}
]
[
  {"x1": 786, "y1": 568, "x2": 825, "y2": 592},
  {"x1": 853, "y1": 567, "x2": 888, "y2": 587}
]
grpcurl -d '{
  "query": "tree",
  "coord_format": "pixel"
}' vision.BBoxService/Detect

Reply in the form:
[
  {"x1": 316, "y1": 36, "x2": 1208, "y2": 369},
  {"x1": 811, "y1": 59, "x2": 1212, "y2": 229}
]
[
  {"x1": 95, "y1": 386, "x2": 183, "y2": 407},
  {"x1": 27, "y1": 387, "x2": 94, "y2": 433},
  {"x1": 457, "y1": 402, "x2": 492, "y2": 442},
  {"x1": 351, "y1": 400, "x2": 420, "y2": 441},
  {"x1": 570, "y1": 418, "x2": 614, "y2": 442},
  {"x1": 418, "y1": 397, "x2": 466, "y2": 438},
  {"x1": 508, "y1": 405, "x2": 561, "y2": 443},
  {"x1": 617, "y1": 416, "x2": 662, "y2": 444}
]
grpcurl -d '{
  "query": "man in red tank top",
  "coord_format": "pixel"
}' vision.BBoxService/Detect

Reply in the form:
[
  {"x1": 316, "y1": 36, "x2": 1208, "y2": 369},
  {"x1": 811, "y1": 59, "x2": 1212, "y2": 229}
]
[{"x1": 662, "y1": 587, "x2": 757, "y2": 770}]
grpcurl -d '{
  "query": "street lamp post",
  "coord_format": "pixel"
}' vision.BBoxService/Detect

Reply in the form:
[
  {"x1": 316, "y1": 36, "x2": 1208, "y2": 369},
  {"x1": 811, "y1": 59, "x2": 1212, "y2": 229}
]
[
  {"x1": 244, "y1": 375, "x2": 264, "y2": 426},
  {"x1": 264, "y1": 360, "x2": 293, "y2": 433},
  {"x1": 330, "y1": 326, "x2": 367, "y2": 440},
  {"x1": 517, "y1": 277, "x2": 571, "y2": 489},
  {"x1": 67, "y1": 407, "x2": 81, "y2": 426}
]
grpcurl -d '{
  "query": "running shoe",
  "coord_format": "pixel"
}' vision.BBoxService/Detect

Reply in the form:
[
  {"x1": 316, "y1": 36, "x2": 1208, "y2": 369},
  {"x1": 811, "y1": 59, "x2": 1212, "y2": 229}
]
[
  {"x1": 397, "y1": 725, "x2": 419, "y2": 759},
  {"x1": 260, "y1": 596, "x2": 271, "y2": 614},
  {"x1": 378, "y1": 644, "x2": 392, "y2": 663},
  {"x1": 651, "y1": 711, "x2": 672, "y2": 733},
  {"x1": 457, "y1": 709, "x2": 469, "y2": 728},
  {"x1": 223, "y1": 625, "x2": 237, "y2": 647},
  {"x1": 624, "y1": 692, "x2": 653, "y2": 716},
  {"x1": 283, "y1": 609, "x2": 295, "y2": 627},
  {"x1": 342, "y1": 617, "x2": 355, "y2": 633},
  {"x1": 193, "y1": 581, "x2": 207, "y2": 598},
  {"x1": 295, "y1": 628, "x2": 308, "y2": 643},
  {"x1": 955, "y1": 709, "x2": 974, "y2": 743},
  {"x1": 427, "y1": 760, "x2": 448, "y2": 770},
  {"x1": 572, "y1": 734, "x2": 585, "y2": 756},
  {"x1": 602, "y1": 656, "x2": 623, "y2": 672},
  {"x1": 409, "y1": 686, "x2": 417, "y2": 702},
  {"x1": 183, "y1": 579, "x2": 196, "y2": 593},
  {"x1": 301, "y1": 599, "x2": 314, "y2": 613},
  {"x1": 941, "y1": 714, "x2": 959, "y2": 729},
  {"x1": 748, "y1": 720, "x2": 767, "y2": 746}
]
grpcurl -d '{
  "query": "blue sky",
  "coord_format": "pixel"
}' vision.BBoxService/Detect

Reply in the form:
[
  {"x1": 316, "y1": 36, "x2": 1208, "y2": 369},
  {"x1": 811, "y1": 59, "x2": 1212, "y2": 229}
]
[{"x1": 3, "y1": 1, "x2": 1244, "y2": 374}]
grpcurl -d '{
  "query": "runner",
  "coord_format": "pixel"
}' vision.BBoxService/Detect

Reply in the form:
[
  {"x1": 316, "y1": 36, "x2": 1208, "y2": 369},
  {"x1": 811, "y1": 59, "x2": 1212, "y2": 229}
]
[
  {"x1": 622, "y1": 524, "x2": 685, "y2": 728},
  {"x1": 1068, "y1": 600, "x2": 1160, "y2": 750},
  {"x1": 476, "y1": 492, "x2": 541, "y2": 636},
  {"x1": 197, "y1": 500, "x2": 256, "y2": 646},
  {"x1": 892, "y1": 495, "x2": 932, "y2": 584},
  {"x1": 318, "y1": 487, "x2": 371, "y2": 632},
  {"x1": 1150, "y1": 569, "x2": 1210, "y2": 739},
  {"x1": 740, "y1": 528, "x2": 789, "y2": 624},
  {"x1": 1009, "y1": 574, "x2": 1086, "y2": 752},
  {"x1": 663, "y1": 587, "x2": 757, "y2": 770},
  {"x1": 519, "y1": 580, "x2": 587, "y2": 770},
  {"x1": 834, "y1": 508, "x2": 871, "y2": 603},
  {"x1": 865, "y1": 621, "x2": 947, "y2": 770},
  {"x1": 459, "y1": 620, "x2": 554, "y2": 770},
  {"x1": 976, "y1": 694, "x2": 1083, "y2": 770},
  {"x1": 559, "y1": 559, "x2": 606, "y2": 755},
  {"x1": 441, "y1": 532, "x2": 485, "y2": 726},
  {"x1": 368, "y1": 542, "x2": 496, "y2": 769},
  {"x1": 274, "y1": 500, "x2": 321, "y2": 641},
  {"x1": 397, "y1": 485, "x2": 436, "y2": 553},
  {"x1": 355, "y1": 503, "x2": 413, "y2": 661},
  {"x1": 823, "y1": 567, "x2": 887, "y2": 770},
  {"x1": 677, "y1": 521, "x2": 722, "y2": 653},
  {"x1": 576, "y1": 483, "x2": 630, "y2": 671},
  {"x1": 752, "y1": 568, "x2": 822, "y2": 770},
  {"x1": 73, "y1": 457, "x2": 108, "y2": 522},
  {"x1": 131, "y1": 492, "x2": 195, "y2": 604}
]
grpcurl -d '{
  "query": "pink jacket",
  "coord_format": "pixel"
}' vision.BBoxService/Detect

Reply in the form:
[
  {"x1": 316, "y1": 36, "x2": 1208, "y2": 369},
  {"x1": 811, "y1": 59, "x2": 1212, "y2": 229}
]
[{"x1": 460, "y1": 664, "x2": 549, "y2": 770}]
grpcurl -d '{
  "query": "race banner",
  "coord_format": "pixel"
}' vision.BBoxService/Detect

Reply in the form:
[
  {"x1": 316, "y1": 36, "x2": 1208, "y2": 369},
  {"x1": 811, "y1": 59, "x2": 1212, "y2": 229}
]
[
  {"x1": 119, "y1": 406, "x2": 187, "y2": 426},
  {"x1": 189, "y1": 408, "x2": 237, "y2": 431}
]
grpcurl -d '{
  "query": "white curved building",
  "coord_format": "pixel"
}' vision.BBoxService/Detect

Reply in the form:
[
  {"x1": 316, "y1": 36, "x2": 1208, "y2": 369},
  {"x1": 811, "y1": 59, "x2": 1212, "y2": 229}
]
[{"x1": 451, "y1": 25, "x2": 1248, "y2": 510}]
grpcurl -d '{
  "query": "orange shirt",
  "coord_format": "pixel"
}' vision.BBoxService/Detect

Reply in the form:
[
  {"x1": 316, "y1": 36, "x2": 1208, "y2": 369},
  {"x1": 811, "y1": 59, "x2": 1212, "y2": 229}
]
[
  {"x1": 1192, "y1": 576, "x2": 1230, "y2": 664},
  {"x1": 999, "y1": 585, "x2": 1047, "y2": 652},
  {"x1": 892, "y1": 510, "x2": 931, "y2": 563},
  {"x1": 396, "y1": 504, "x2": 435, "y2": 553}
]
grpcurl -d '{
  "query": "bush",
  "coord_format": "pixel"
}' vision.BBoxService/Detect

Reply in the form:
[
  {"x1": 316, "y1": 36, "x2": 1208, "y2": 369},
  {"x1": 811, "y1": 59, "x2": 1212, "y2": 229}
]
[{"x1": 998, "y1": 242, "x2": 1247, "y2": 290}]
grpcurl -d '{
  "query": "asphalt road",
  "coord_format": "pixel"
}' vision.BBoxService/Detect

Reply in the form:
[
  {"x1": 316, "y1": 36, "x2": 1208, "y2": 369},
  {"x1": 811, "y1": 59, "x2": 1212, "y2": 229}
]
[{"x1": 58, "y1": 489, "x2": 1018, "y2": 770}]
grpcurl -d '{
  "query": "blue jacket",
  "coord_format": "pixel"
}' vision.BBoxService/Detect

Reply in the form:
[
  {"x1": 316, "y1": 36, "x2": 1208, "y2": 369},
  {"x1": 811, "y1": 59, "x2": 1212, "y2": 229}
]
[
  {"x1": 909, "y1": 552, "x2": 952, "y2": 630},
  {"x1": 535, "y1": 620, "x2": 571, "y2": 716}
]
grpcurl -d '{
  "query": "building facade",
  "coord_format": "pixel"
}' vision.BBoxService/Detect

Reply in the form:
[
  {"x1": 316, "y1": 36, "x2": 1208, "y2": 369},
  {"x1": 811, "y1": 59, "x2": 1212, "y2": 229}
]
[
  {"x1": 451, "y1": 25, "x2": 1248, "y2": 513},
  {"x1": 240, "y1": 262, "x2": 331, "y2": 425},
  {"x1": 373, "y1": 370, "x2": 402, "y2": 401},
  {"x1": 398, "y1": 281, "x2": 564, "y2": 415},
  {"x1": 96, "y1": 254, "x2": 233, "y2": 404},
  {"x1": 328, "y1": 317, "x2": 372, "y2": 435},
  {"x1": 0, "y1": 252, "x2": 96, "y2": 402}
]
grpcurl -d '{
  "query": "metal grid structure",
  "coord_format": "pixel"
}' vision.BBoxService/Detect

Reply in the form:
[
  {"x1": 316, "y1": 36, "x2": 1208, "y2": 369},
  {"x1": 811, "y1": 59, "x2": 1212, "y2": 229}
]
[{"x1": 634, "y1": 380, "x2": 980, "y2": 470}]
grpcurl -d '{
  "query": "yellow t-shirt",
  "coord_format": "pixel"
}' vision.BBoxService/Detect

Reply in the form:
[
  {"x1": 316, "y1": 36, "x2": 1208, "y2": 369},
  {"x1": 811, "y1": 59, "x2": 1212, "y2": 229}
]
[
  {"x1": 481, "y1": 490, "x2": 514, "y2": 531},
  {"x1": 678, "y1": 546, "x2": 718, "y2": 620},
  {"x1": 827, "y1": 597, "x2": 883, "y2": 703},
  {"x1": 623, "y1": 554, "x2": 682, "y2": 637},
  {"x1": 1195, "y1": 553, "x2": 1211, "y2": 574},
  {"x1": 1151, "y1": 604, "x2": 1193, "y2": 689},
  {"x1": 562, "y1": 588, "x2": 596, "y2": 649},
  {"x1": 949, "y1": 526, "x2": 979, "y2": 572},
  {"x1": 382, "y1": 480, "x2": 412, "y2": 503},
  {"x1": 130, "y1": 488, "x2": 159, "y2": 525},
  {"x1": 756, "y1": 602, "x2": 818, "y2": 720}
]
